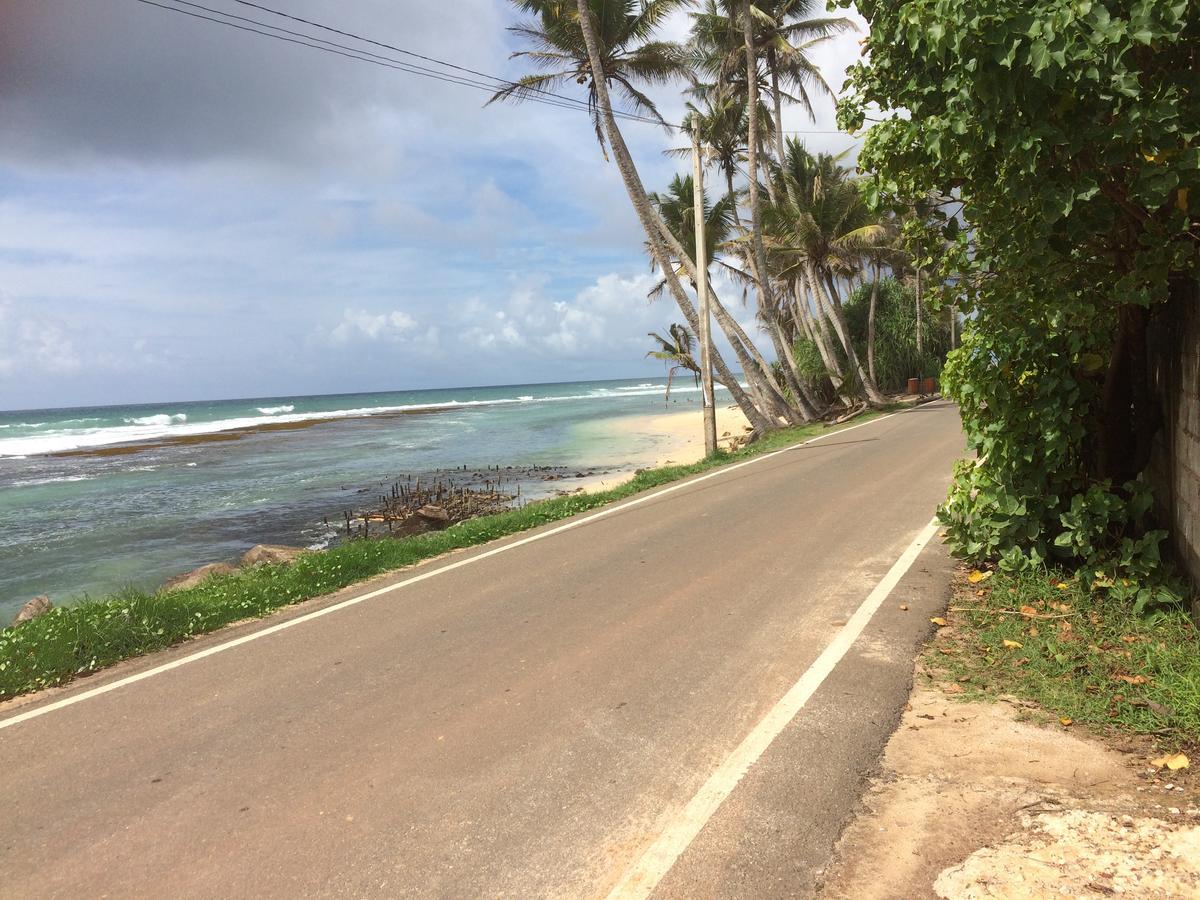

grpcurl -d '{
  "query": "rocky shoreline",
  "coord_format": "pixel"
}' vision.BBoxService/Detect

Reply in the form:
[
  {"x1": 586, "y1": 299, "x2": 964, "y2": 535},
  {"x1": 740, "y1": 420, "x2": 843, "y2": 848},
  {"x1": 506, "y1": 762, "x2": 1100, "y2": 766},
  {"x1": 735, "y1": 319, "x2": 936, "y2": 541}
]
[{"x1": 6, "y1": 462, "x2": 625, "y2": 628}]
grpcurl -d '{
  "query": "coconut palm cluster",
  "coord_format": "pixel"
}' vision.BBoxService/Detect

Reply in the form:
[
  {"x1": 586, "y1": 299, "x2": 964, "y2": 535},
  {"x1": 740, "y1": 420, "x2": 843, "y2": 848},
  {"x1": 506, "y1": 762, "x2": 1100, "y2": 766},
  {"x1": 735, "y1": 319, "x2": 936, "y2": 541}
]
[{"x1": 493, "y1": 0, "x2": 952, "y2": 433}]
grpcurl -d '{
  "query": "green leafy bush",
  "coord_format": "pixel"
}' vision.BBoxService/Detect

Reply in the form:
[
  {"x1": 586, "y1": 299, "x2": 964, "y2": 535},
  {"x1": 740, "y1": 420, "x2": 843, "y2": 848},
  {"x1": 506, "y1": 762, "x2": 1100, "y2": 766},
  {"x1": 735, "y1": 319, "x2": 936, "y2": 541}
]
[{"x1": 840, "y1": 0, "x2": 1199, "y2": 598}]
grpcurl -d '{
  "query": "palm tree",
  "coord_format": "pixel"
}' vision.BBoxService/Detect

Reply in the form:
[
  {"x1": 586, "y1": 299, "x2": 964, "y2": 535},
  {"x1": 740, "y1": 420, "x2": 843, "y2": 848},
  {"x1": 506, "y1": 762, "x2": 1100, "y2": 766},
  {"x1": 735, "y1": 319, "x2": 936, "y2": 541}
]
[
  {"x1": 647, "y1": 174, "x2": 804, "y2": 421},
  {"x1": 495, "y1": 0, "x2": 779, "y2": 434},
  {"x1": 490, "y1": 0, "x2": 689, "y2": 152},
  {"x1": 663, "y1": 95, "x2": 748, "y2": 225},
  {"x1": 646, "y1": 323, "x2": 700, "y2": 400},
  {"x1": 765, "y1": 139, "x2": 889, "y2": 404},
  {"x1": 687, "y1": 1, "x2": 853, "y2": 161}
]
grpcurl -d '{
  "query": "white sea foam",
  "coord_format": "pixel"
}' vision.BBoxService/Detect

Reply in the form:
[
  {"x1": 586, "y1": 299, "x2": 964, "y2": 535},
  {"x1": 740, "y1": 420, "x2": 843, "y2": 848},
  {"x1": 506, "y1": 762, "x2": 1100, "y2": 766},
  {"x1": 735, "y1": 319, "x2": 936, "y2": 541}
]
[
  {"x1": 0, "y1": 384, "x2": 715, "y2": 457},
  {"x1": 256, "y1": 405, "x2": 295, "y2": 415},
  {"x1": 126, "y1": 413, "x2": 187, "y2": 426},
  {"x1": 11, "y1": 473, "x2": 99, "y2": 487}
]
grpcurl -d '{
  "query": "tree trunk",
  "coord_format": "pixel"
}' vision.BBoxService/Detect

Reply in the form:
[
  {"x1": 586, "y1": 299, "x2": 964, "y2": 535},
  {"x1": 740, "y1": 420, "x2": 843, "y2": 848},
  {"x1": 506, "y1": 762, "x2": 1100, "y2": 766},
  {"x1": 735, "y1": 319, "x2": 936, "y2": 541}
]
[
  {"x1": 653, "y1": 210, "x2": 803, "y2": 423},
  {"x1": 811, "y1": 262, "x2": 888, "y2": 405},
  {"x1": 768, "y1": 49, "x2": 787, "y2": 165},
  {"x1": 801, "y1": 272, "x2": 847, "y2": 390},
  {"x1": 1098, "y1": 303, "x2": 1159, "y2": 483},
  {"x1": 867, "y1": 259, "x2": 880, "y2": 387},
  {"x1": 574, "y1": 0, "x2": 774, "y2": 434},
  {"x1": 740, "y1": 2, "x2": 795, "y2": 414},
  {"x1": 725, "y1": 167, "x2": 742, "y2": 229},
  {"x1": 769, "y1": 313, "x2": 821, "y2": 415},
  {"x1": 915, "y1": 266, "x2": 924, "y2": 357}
]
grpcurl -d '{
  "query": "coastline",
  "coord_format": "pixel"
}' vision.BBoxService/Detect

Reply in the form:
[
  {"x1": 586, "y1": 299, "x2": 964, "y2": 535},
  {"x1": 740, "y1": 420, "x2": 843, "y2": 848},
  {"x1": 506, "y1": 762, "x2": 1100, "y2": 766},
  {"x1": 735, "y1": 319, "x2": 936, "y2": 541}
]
[
  {"x1": 1, "y1": 408, "x2": 896, "y2": 703},
  {"x1": 570, "y1": 404, "x2": 752, "y2": 494},
  {"x1": 0, "y1": 391, "x2": 744, "y2": 616}
]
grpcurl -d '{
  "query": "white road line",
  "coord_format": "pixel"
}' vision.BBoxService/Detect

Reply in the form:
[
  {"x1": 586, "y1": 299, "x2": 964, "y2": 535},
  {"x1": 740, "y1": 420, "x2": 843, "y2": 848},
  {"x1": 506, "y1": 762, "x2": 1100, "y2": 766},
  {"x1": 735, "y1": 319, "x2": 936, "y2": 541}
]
[
  {"x1": 0, "y1": 409, "x2": 911, "y2": 732},
  {"x1": 605, "y1": 518, "x2": 942, "y2": 900}
]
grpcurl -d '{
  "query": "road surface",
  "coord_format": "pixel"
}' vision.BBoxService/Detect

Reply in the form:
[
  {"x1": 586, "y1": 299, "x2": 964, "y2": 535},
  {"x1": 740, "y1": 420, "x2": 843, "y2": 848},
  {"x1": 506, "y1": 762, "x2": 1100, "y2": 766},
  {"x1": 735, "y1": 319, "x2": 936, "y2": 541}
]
[{"x1": 0, "y1": 401, "x2": 964, "y2": 898}]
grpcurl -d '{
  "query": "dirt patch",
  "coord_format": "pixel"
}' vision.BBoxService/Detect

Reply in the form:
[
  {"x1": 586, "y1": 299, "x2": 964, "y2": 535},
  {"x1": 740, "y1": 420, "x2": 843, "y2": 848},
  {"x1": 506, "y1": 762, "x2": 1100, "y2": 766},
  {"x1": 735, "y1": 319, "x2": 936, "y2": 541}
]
[{"x1": 817, "y1": 668, "x2": 1200, "y2": 899}]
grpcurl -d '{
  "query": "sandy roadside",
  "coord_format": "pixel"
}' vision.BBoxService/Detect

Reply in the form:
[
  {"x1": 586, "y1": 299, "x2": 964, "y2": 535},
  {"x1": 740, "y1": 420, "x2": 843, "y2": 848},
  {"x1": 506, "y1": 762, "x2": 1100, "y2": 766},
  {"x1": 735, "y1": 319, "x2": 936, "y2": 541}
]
[
  {"x1": 818, "y1": 642, "x2": 1200, "y2": 898},
  {"x1": 566, "y1": 404, "x2": 752, "y2": 494}
]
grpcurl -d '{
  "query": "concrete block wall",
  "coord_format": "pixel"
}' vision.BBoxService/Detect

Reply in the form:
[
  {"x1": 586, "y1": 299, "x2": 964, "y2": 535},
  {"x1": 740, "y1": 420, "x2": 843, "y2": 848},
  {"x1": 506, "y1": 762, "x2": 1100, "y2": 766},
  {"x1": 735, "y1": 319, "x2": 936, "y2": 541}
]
[{"x1": 1147, "y1": 279, "x2": 1200, "y2": 619}]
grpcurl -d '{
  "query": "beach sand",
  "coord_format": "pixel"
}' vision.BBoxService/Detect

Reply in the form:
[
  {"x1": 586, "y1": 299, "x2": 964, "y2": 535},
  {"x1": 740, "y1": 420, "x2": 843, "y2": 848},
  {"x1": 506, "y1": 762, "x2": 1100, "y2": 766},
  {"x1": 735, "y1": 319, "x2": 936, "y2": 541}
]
[{"x1": 569, "y1": 404, "x2": 752, "y2": 494}]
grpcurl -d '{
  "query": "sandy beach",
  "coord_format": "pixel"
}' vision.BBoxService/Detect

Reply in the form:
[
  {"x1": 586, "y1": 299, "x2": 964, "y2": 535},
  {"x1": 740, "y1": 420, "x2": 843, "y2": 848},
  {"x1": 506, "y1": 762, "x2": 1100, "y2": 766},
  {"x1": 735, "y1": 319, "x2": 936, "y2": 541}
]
[{"x1": 570, "y1": 404, "x2": 752, "y2": 493}]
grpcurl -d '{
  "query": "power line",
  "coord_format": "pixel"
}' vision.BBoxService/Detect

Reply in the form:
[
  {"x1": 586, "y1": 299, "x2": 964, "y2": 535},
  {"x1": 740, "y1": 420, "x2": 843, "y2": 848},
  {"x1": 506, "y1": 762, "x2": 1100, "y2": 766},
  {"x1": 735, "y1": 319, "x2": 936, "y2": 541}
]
[
  {"x1": 131, "y1": 0, "x2": 669, "y2": 127},
  {"x1": 131, "y1": 0, "x2": 855, "y2": 137},
  {"x1": 229, "y1": 0, "x2": 851, "y2": 136}
]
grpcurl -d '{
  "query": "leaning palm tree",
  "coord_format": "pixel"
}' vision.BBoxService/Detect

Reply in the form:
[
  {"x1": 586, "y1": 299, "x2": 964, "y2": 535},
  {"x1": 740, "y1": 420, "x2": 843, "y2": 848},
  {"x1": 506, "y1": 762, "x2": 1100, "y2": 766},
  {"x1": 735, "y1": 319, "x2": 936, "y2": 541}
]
[
  {"x1": 687, "y1": 1, "x2": 853, "y2": 160},
  {"x1": 646, "y1": 323, "x2": 700, "y2": 400},
  {"x1": 766, "y1": 139, "x2": 889, "y2": 404},
  {"x1": 648, "y1": 174, "x2": 811, "y2": 422},
  {"x1": 493, "y1": 0, "x2": 780, "y2": 434},
  {"x1": 490, "y1": 0, "x2": 688, "y2": 152}
]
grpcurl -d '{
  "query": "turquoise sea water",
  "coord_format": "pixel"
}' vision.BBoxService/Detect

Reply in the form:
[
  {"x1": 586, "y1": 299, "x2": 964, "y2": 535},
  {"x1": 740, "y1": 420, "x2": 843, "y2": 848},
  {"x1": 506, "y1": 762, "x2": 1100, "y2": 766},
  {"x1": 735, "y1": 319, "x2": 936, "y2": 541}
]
[{"x1": 0, "y1": 378, "x2": 724, "y2": 619}]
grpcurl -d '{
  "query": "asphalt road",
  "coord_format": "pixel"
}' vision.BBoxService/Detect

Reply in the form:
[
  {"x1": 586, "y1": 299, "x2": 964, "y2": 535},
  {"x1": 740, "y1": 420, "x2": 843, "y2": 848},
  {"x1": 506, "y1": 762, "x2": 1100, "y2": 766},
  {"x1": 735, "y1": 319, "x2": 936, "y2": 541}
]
[{"x1": 0, "y1": 401, "x2": 964, "y2": 898}]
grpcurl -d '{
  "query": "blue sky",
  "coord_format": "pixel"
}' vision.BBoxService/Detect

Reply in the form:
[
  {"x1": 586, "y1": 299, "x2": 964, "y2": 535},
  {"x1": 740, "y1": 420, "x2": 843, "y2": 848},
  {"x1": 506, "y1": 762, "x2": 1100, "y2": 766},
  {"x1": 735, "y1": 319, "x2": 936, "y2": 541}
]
[{"x1": 0, "y1": 1, "x2": 863, "y2": 411}]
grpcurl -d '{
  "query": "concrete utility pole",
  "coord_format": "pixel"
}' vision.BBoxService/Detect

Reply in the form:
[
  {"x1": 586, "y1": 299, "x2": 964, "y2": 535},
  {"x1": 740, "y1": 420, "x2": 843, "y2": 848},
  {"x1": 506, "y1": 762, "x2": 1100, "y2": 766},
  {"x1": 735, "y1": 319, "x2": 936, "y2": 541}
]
[{"x1": 691, "y1": 112, "x2": 718, "y2": 456}]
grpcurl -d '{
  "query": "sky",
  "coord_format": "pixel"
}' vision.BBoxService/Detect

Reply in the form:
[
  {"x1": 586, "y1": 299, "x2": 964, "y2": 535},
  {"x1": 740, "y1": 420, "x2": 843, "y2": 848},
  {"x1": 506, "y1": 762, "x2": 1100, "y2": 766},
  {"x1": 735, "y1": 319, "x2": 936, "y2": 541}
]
[{"x1": 0, "y1": 0, "x2": 865, "y2": 411}]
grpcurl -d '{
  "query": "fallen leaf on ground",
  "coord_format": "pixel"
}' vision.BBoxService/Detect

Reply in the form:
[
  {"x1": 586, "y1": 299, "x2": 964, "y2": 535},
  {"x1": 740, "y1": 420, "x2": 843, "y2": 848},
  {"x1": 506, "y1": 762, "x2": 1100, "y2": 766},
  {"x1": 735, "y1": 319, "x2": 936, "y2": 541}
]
[
  {"x1": 1150, "y1": 753, "x2": 1190, "y2": 771},
  {"x1": 1056, "y1": 582, "x2": 1071, "y2": 590},
  {"x1": 940, "y1": 682, "x2": 965, "y2": 694},
  {"x1": 930, "y1": 617, "x2": 948, "y2": 626},
  {"x1": 1019, "y1": 605, "x2": 1039, "y2": 617},
  {"x1": 1120, "y1": 635, "x2": 1139, "y2": 643},
  {"x1": 967, "y1": 570, "x2": 992, "y2": 583},
  {"x1": 1114, "y1": 674, "x2": 1149, "y2": 685},
  {"x1": 1060, "y1": 717, "x2": 1073, "y2": 726},
  {"x1": 1002, "y1": 639, "x2": 1023, "y2": 649}
]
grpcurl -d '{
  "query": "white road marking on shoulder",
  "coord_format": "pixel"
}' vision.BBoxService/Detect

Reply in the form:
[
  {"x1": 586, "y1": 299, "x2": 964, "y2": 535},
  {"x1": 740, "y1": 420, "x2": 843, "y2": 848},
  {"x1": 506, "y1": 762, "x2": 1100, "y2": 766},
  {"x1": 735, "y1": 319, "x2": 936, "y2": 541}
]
[
  {"x1": 0, "y1": 409, "x2": 911, "y2": 731},
  {"x1": 605, "y1": 518, "x2": 942, "y2": 899}
]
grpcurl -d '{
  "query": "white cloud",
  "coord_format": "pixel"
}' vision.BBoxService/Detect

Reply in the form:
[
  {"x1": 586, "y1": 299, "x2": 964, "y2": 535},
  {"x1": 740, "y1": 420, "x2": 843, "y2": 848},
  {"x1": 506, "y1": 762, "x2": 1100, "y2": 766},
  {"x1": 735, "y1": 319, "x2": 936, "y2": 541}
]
[
  {"x1": 330, "y1": 308, "x2": 418, "y2": 343},
  {"x1": 0, "y1": 299, "x2": 84, "y2": 376}
]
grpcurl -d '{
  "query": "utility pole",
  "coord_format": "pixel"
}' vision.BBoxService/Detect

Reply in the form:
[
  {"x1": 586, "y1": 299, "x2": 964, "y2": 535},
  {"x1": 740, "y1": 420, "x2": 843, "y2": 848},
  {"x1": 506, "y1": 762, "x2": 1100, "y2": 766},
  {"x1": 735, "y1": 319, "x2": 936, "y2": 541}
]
[{"x1": 691, "y1": 112, "x2": 717, "y2": 456}]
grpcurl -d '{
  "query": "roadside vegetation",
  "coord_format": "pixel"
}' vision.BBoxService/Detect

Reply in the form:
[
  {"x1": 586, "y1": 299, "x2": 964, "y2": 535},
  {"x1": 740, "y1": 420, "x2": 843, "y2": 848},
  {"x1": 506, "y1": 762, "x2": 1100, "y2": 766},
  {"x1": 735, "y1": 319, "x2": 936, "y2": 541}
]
[
  {"x1": 839, "y1": 1, "x2": 1199, "y2": 743},
  {"x1": 933, "y1": 566, "x2": 1200, "y2": 745},
  {"x1": 0, "y1": 409, "x2": 896, "y2": 702}
]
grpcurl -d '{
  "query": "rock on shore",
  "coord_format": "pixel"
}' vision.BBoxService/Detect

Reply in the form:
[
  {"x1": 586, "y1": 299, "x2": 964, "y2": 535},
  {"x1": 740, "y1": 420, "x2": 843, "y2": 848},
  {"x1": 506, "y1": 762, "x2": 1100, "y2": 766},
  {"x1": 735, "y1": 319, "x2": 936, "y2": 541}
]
[
  {"x1": 239, "y1": 544, "x2": 304, "y2": 567},
  {"x1": 10, "y1": 596, "x2": 53, "y2": 628},
  {"x1": 163, "y1": 562, "x2": 239, "y2": 592}
]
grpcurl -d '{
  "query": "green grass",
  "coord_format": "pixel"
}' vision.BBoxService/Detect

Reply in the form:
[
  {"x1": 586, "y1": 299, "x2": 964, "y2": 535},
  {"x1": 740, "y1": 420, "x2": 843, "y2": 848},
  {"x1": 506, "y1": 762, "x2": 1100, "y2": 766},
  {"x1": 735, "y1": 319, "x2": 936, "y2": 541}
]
[
  {"x1": 0, "y1": 409, "x2": 896, "y2": 701},
  {"x1": 931, "y1": 567, "x2": 1200, "y2": 743}
]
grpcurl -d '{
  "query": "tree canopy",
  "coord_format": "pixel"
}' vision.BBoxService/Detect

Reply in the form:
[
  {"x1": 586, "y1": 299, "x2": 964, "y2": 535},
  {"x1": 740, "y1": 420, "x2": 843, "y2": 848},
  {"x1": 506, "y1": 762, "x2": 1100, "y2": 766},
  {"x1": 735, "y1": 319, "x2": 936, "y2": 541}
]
[{"x1": 839, "y1": 0, "x2": 1199, "y2": 593}]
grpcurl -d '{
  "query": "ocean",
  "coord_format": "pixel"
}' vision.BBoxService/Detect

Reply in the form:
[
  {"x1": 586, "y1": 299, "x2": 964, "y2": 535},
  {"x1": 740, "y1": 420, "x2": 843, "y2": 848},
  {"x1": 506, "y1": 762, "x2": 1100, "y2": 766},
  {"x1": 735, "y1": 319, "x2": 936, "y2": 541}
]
[{"x1": 0, "y1": 378, "x2": 724, "y2": 620}]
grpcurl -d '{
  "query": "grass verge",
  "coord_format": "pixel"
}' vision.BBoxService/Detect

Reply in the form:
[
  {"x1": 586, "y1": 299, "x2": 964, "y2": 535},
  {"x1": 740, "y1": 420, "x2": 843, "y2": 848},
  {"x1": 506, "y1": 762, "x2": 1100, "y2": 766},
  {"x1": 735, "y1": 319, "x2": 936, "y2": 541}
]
[
  {"x1": 930, "y1": 565, "x2": 1200, "y2": 744},
  {"x1": 0, "y1": 408, "x2": 897, "y2": 702}
]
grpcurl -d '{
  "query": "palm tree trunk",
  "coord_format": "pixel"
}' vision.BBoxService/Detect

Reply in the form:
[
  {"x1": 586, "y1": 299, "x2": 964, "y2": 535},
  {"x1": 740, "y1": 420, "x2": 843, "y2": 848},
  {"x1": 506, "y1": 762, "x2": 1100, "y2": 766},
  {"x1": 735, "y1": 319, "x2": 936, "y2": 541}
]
[
  {"x1": 810, "y1": 262, "x2": 887, "y2": 405},
  {"x1": 801, "y1": 271, "x2": 847, "y2": 388},
  {"x1": 573, "y1": 0, "x2": 774, "y2": 434},
  {"x1": 791, "y1": 277, "x2": 817, "y2": 343},
  {"x1": 740, "y1": 1, "x2": 794, "y2": 413},
  {"x1": 767, "y1": 312, "x2": 820, "y2": 416},
  {"x1": 768, "y1": 49, "x2": 787, "y2": 164},
  {"x1": 653, "y1": 213, "x2": 803, "y2": 424},
  {"x1": 758, "y1": 132, "x2": 779, "y2": 206},
  {"x1": 867, "y1": 259, "x2": 880, "y2": 386},
  {"x1": 725, "y1": 168, "x2": 742, "y2": 228},
  {"x1": 915, "y1": 266, "x2": 924, "y2": 356}
]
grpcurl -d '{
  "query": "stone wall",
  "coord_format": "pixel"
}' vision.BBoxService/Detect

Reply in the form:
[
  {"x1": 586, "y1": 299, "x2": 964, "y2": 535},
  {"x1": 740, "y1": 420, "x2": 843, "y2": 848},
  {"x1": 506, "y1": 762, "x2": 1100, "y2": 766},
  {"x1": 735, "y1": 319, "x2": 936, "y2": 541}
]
[{"x1": 1146, "y1": 279, "x2": 1200, "y2": 618}]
